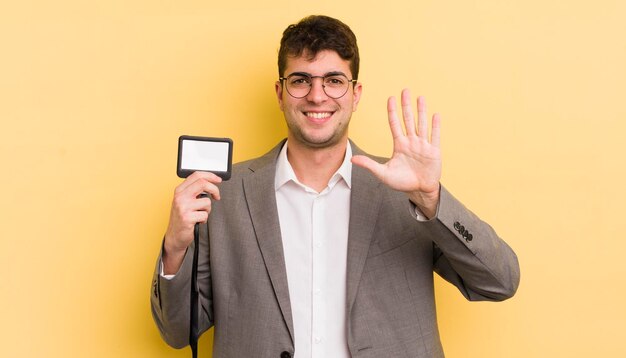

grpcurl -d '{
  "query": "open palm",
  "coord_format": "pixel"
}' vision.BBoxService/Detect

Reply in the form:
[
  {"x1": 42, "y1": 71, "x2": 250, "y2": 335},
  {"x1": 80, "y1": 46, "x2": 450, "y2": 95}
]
[{"x1": 352, "y1": 89, "x2": 441, "y2": 215}]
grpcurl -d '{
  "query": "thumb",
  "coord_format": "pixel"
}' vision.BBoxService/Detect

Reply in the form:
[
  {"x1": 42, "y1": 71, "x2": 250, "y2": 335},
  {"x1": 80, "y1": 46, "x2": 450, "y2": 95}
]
[{"x1": 351, "y1": 155, "x2": 386, "y2": 182}]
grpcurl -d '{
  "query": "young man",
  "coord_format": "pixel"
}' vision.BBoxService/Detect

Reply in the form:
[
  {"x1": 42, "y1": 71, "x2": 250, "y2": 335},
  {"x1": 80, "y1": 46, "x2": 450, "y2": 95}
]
[{"x1": 151, "y1": 15, "x2": 519, "y2": 358}]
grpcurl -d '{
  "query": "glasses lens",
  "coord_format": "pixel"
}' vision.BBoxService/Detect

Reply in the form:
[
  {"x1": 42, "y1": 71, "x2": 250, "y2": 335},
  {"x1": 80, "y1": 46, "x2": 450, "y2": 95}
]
[
  {"x1": 286, "y1": 75, "x2": 311, "y2": 98},
  {"x1": 323, "y1": 75, "x2": 349, "y2": 99},
  {"x1": 284, "y1": 74, "x2": 351, "y2": 99}
]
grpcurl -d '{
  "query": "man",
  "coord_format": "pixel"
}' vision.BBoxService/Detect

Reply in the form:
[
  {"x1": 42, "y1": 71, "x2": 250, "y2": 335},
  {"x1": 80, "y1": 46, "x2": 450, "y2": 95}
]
[{"x1": 151, "y1": 15, "x2": 520, "y2": 358}]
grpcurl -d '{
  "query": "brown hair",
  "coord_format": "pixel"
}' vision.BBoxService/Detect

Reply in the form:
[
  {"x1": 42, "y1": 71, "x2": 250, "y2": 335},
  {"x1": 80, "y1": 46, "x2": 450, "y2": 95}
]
[{"x1": 278, "y1": 15, "x2": 360, "y2": 79}]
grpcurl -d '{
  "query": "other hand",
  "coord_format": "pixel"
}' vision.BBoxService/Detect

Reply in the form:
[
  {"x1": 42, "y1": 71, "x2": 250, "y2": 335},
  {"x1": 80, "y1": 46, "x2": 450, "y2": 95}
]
[
  {"x1": 352, "y1": 89, "x2": 441, "y2": 218},
  {"x1": 162, "y1": 171, "x2": 222, "y2": 274}
]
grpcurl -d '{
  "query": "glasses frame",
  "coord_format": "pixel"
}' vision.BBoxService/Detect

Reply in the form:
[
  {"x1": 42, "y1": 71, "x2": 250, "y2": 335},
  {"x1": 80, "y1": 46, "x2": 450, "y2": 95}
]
[{"x1": 279, "y1": 73, "x2": 357, "y2": 99}]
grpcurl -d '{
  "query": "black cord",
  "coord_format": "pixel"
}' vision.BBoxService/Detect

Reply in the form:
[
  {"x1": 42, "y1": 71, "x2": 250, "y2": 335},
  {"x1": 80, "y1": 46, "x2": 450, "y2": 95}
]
[{"x1": 190, "y1": 222, "x2": 200, "y2": 358}]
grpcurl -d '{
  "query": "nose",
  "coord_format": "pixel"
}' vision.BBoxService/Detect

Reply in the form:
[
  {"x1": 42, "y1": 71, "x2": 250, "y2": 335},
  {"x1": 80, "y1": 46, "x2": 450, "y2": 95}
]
[{"x1": 305, "y1": 77, "x2": 328, "y2": 103}]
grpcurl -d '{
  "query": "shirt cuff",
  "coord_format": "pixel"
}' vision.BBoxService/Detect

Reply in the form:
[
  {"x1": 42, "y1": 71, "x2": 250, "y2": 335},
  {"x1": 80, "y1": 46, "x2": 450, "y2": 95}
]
[
  {"x1": 414, "y1": 206, "x2": 429, "y2": 221},
  {"x1": 159, "y1": 259, "x2": 176, "y2": 280},
  {"x1": 411, "y1": 197, "x2": 440, "y2": 222}
]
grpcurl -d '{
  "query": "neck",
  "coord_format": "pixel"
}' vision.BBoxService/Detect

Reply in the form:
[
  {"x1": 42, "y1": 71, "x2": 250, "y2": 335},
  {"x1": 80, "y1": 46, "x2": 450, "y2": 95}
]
[{"x1": 286, "y1": 138, "x2": 348, "y2": 192}]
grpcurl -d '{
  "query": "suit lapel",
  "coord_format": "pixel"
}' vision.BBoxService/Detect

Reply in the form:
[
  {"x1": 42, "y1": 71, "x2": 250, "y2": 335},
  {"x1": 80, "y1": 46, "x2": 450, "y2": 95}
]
[
  {"x1": 240, "y1": 140, "x2": 383, "y2": 342},
  {"x1": 346, "y1": 143, "x2": 384, "y2": 315},
  {"x1": 242, "y1": 140, "x2": 295, "y2": 344}
]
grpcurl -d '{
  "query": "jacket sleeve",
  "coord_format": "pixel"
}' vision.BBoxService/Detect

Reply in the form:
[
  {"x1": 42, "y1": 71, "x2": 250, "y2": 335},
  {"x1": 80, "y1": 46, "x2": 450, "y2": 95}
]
[
  {"x1": 150, "y1": 222, "x2": 214, "y2": 348},
  {"x1": 424, "y1": 186, "x2": 520, "y2": 301}
]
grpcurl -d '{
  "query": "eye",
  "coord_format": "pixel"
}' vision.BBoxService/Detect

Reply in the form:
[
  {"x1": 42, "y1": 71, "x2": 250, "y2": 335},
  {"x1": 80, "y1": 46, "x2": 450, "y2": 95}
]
[
  {"x1": 325, "y1": 76, "x2": 346, "y2": 86},
  {"x1": 289, "y1": 76, "x2": 311, "y2": 86}
]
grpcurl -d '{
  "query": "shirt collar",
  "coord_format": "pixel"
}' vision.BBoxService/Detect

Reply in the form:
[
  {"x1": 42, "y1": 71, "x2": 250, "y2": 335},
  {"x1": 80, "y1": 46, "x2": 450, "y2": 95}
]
[{"x1": 275, "y1": 140, "x2": 353, "y2": 191}]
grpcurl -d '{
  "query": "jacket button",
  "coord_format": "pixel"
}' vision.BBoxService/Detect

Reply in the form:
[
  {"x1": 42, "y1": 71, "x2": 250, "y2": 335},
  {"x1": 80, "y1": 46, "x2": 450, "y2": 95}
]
[
  {"x1": 466, "y1": 233, "x2": 473, "y2": 242},
  {"x1": 280, "y1": 351, "x2": 292, "y2": 358},
  {"x1": 454, "y1": 221, "x2": 461, "y2": 230}
]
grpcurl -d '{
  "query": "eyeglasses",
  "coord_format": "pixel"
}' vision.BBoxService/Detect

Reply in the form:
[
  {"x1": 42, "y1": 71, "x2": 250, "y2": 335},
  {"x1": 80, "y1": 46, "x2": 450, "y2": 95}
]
[{"x1": 279, "y1": 73, "x2": 357, "y2": 99}]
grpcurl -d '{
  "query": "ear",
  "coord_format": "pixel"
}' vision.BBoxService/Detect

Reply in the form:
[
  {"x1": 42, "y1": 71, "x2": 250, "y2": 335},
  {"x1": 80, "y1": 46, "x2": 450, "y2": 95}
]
[
  {"x1": 275, "y1": 81, "x2": 285, "y2": 111},
  {"x1": 351, "y1": 82, "x2": 363, "y2": 112}
]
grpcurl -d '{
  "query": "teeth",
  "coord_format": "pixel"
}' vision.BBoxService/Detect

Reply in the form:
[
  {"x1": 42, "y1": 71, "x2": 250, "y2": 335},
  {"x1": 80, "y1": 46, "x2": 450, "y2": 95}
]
[{"x1": 306, "y1": 112, "x2": 332, "y2": 119}]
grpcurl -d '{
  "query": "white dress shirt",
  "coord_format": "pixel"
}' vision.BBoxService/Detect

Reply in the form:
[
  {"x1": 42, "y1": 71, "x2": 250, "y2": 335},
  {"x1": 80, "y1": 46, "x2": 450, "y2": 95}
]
[{"x1": 275, "y1": 141, "x2": 352, "y2": 358}]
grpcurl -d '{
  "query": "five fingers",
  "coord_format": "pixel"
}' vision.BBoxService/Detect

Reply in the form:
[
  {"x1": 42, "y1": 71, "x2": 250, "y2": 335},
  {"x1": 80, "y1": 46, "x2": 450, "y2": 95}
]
[{"x1": 388, "y1": 89, "x2": 440, "y2": 147}]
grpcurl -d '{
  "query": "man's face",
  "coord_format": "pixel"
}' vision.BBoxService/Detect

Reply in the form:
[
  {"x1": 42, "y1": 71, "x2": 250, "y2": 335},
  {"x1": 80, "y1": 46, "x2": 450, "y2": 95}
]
[{"x1": 275, "y1": 50, "x2": 362, "y2": 149}]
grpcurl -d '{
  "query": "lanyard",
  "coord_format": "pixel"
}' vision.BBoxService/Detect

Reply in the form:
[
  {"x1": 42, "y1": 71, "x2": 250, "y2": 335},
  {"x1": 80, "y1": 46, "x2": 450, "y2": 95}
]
[{"x1": 190, "y1": 222, "x2": 200, "y2": 358}]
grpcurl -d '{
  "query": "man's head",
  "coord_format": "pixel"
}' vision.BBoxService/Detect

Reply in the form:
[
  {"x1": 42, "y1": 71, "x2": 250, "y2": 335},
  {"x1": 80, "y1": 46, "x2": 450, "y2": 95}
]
[
  {"x1": 278, "y1": 15, "x2": 359, "y2": 80},
  {"x1": 275, "y1": 16, "x2": 362, "y2": 150}
]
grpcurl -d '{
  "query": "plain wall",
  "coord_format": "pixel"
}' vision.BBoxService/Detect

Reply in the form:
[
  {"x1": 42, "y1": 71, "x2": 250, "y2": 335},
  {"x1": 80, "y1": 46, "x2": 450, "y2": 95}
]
[{"x1": 1, "y1": 0, "x2": 625, "y2": 357}]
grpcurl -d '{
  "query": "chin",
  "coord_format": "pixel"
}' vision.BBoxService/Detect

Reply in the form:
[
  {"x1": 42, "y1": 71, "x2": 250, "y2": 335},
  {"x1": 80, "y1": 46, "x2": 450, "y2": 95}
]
[
  {"x1": 300, "y1": 133, "x2": 346, "y2": 149},
  {"x1": 287, "y1": 120, "x2": 349, "y2": 149}
]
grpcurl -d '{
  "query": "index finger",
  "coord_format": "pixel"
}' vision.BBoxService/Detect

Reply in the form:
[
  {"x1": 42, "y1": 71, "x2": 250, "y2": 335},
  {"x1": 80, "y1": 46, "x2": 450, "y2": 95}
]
[
  {"x1": 388, "y1": 96, "x2": 404, "y2": 139},
  {"x1": 176, "y1": 171, "x2": 223, "y2": 193}
]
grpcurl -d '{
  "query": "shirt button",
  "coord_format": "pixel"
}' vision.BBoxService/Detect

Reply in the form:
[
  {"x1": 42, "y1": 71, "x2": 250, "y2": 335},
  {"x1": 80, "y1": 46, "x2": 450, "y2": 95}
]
[
  {"x1": 315, "y1": 242, "x2": 322, "y2": 248},
  {"x1": 314, "y1": 289, "x2": 321, "y2": 295},
  {"x1": 314, "y1": 337, "x2": 322, "y2": 344}
]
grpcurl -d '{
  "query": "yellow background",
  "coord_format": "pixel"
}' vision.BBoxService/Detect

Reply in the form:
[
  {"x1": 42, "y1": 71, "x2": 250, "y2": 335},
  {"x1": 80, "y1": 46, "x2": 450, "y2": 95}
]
[{"x1": 1, "y1": 0, "x2": 625, "y2": 357}]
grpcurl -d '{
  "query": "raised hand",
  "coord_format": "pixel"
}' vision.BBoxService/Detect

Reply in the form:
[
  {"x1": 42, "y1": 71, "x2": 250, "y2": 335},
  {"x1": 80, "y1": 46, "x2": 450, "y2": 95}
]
[{"x1": 351, "y1": 89, "x2": 441, "y2": 218}]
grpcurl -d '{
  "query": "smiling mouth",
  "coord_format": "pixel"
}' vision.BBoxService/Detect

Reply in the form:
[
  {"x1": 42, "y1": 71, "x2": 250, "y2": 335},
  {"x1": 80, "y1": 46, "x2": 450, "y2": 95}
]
[{"x1": 304, "y1": 112, "x2": 333, "y2": 119}]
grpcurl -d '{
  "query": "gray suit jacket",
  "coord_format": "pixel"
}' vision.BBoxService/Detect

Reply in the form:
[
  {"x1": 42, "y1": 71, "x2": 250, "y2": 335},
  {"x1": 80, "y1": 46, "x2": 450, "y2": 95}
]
[{"x1": 151, "y1": 140, "x2": 520, "y2": 358}]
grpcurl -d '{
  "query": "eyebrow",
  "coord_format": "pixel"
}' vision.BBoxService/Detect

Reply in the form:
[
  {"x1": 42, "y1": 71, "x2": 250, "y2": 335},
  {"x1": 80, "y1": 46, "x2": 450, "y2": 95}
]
[{"x1": 286, "y1": 71, "x2": 348, "y2": 77}]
